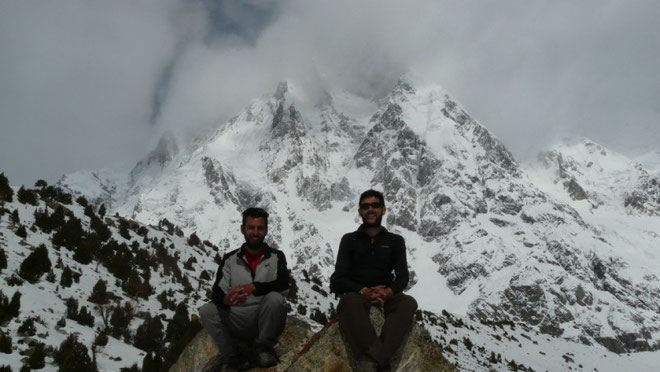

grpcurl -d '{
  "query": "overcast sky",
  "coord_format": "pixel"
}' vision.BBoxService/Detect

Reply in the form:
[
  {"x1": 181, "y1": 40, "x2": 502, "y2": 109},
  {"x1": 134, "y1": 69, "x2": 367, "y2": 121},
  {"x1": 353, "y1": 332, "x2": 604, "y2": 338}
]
[{"x1": 1, "y1": 0, "x2": 658, "y2": 186}]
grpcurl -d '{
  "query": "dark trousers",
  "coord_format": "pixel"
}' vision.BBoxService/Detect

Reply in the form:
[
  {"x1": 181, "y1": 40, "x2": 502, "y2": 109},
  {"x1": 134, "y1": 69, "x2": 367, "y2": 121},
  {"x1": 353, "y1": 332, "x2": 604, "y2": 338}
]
[{"x1": 337, "y1": 292, "x2": 417, "y2": 366}]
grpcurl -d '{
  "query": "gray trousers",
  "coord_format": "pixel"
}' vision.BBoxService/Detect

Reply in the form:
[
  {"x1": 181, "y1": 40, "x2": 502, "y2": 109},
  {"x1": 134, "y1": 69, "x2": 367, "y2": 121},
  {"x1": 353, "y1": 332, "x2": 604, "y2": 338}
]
[{"x1": 199, "y1": 292, "x2": 287, "y2": 357}]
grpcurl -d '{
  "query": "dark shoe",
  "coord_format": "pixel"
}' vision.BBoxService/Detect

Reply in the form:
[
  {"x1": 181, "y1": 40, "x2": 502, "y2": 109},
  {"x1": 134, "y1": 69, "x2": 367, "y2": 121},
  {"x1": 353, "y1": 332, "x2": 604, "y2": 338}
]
[
  {"x1": 255, "y1": 344, "x2": 278, "y2": 368},
  {"x1": 213, "y1": 354, "x2": 251, "y2": 372},
  {"x1": 354, "y1": 358, "x2": 379, "y2": 372}
]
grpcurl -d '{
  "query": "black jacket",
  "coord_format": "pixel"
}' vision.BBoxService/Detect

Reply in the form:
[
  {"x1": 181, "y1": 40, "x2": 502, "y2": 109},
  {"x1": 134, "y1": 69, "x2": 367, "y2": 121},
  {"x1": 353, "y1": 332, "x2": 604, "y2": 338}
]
[
  {"x1": 211, "y1": 243, "x2": 289, "y2": 308},
  {"x1": 330, "y1": 226, "x2": 409, "y2": 295}
]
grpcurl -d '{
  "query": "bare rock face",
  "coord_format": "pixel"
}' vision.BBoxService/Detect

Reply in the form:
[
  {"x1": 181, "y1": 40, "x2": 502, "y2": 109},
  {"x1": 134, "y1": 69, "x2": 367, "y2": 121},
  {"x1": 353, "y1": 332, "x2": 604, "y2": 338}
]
[
  {"x1": 169, "y1": 316, "x2": 314, "y2": 372},
  {"x1": 287, "y1": 308, "x2": 455, "y2": 372}
]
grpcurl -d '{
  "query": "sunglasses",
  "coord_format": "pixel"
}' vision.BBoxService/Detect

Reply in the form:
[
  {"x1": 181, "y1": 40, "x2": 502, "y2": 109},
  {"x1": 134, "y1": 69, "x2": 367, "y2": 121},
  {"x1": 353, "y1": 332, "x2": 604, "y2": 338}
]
[{"x1": 359, "y1": 202, "x2": 383, "y2": 210}]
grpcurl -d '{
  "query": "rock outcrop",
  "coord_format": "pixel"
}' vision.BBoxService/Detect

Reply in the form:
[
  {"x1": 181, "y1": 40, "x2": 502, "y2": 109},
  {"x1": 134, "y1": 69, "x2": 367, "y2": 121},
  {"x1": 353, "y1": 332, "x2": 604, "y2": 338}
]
[
  {"x1": 170, "y1": 316, "x2": 314, "y2": 372},
  {"x1": 170, "y1": 310, "x2": 454, "y2": 372},
  {"x1": 287, "y1": 308, "x2": 455, "y2": 372}
]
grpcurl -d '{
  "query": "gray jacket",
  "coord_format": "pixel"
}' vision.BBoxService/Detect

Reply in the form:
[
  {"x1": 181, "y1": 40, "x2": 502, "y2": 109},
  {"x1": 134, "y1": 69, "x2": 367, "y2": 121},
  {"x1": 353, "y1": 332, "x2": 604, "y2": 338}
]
[{"x1": 211, "y1": 243, "x2": 290, "y2": 307}]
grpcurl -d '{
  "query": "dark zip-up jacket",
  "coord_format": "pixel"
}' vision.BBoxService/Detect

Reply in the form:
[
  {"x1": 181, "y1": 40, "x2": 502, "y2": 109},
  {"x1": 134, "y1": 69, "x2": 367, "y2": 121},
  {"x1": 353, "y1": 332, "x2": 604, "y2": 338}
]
[
  {"x1": 211, "y1": 243, "x2": 289, "y2": 308},
  {"x1": 330, "y1": 226, "x2": 409, "y2": 295}
]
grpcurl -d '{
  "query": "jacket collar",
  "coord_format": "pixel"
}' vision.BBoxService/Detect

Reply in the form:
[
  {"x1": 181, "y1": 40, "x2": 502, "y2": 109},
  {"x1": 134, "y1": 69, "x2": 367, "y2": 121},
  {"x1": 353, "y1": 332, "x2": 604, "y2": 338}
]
[
  {"x1": 237, "y1": 243, "x2": 272, "y2": 259},
  {"x1": 356, "y1": 224, "x2": 388, "y2": 238}
]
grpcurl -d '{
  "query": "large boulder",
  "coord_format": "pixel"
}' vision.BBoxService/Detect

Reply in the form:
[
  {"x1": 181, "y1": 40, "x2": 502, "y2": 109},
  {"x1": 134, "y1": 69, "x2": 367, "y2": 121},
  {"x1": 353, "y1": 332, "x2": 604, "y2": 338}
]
[
  {"x1": 169, "y1": 316, "x2": 315, "y2": 372},
  {"x1": 287, "y1": 308, "x2": 455, "y2": 371},
  {"x1": 171, "y1": 310, "x2": 454, "y2": 372}
]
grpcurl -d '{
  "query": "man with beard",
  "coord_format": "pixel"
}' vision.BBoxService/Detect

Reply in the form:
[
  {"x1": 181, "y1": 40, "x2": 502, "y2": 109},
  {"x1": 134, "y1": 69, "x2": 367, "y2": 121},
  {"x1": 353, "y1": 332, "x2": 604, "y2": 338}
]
[
  {"x1": 330, "y1": 190, "x2": 418, "y2": 371},
  {"x1": 199, "y1": 208, "x2": 289, "y2": 371}
]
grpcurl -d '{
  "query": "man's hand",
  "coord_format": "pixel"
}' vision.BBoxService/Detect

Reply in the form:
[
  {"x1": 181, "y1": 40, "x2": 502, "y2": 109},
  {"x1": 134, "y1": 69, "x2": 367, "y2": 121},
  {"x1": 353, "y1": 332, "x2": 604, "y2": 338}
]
[
  {"x1": 369, "y1": 285, "x2": 393, "y2": 305},
  {"x1": 223, "y1": 283, "x2": 256, "y2": 306},
  {"x1": 359, "y1": 285, "x2": 393, "y2": 305}
]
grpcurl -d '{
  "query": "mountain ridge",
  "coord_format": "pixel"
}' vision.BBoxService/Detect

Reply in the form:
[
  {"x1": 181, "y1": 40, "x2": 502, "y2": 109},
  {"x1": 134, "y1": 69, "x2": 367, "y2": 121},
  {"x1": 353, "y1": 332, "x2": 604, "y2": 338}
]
[{"x1": 54, "y1": 75, "x2": 660, "y2": 359}]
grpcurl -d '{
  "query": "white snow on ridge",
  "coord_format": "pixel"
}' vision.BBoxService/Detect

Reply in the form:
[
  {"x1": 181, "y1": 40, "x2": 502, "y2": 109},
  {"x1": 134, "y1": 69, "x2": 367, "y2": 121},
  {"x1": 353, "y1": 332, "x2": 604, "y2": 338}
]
[{"x1": 49, "y1": 75, "x2": 660, "y2": 370}]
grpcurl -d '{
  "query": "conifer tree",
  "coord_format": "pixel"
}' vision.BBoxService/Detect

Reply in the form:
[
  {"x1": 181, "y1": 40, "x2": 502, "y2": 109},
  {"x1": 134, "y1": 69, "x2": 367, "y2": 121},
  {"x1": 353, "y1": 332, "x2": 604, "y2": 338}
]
[
  {"x1": 7, "y1": 292, "x2": 21, "y2": 318},
  {"x1": 141, "y1": 351, "x2": 160, "y2": 372},
  {"x1": 0, "y1": 173, "x2": 13, "y2": 202},
  {"x1": 0, "y1": 291, "x2": 21, "y2": 323},
  {"x1": 110, "y1": 302, "x2": 134, "y2": 339},
  {"x1": 65, "y1": 297, "x2": 79, "y2": 320},
  {"x1": 46, "y1": 269, "x2": 56, "y2": 283},
  {"x1": 137, "y1": 226, "x2": 148, "y2": 237},
  {"x1": 50, "y1": 206, "x2": 66, "y2": 229},
  {"x1": 17, "y1": 186, "x2": 39, "y2": 205},
  {"x1": 54, "y1": 334, "x2": 96, "y2": 372},
  {"x1": 33, "y1": 208, "x2": 51, "y2": 233},
  {"x1": 10, "y1": 209, "x2": 19, "y2": 224},
  {"x1": 28, "y1": 342, "x2": 46, "y2": 369},
  {"x1": 60, "y1": 266, "x2": 73, "y2": 288},
  {"x1": 75, "y1": 233, "x2": 99, "y2": 264},
  {"x1": 19, "y1": 244, "x2": 51, "y2": 283},
  {"x1": 166, "y1": 302, "x2": 190, "y2": 343},
  {"x1": 162, "y1": 316, "x2": 201, "y2": 372},
  {"x1": 119, "y1": 225, "x2": 131, "y2": 240},
  {"x1": 0, "y1": 329, "x2": 11, "y2": 354},
  {"x1": 76, "y1": 195, "x2": 89, "y2": 207},
  {"x1": 17, "y1": 317, "x2": 36, "y2": 336},
  {"x1": 89, "y1": 279, "x2": 108, "y2": 304},
  {"x1": 52, "y1": 216, "x2": 84, "y2": 250},
  {"x1": 98, "y1": 204, "x2": 106, "y2": 218},
  {"x1": 134, "y1": 315, "x2": 163, "y2": 352},
  {"x1": 94, "y1": 329, "x2": 108, "y2": 347},
  {"x1": 183, "y1": 256, "x2": 197, "y2": 270},
  {"x1": 78, "y1": 306, "x2": 95, "y2": 327},
  {"x1": 0, "y1": 248, "x2": 6, "y2": 273},
  {"x1": 84, "y1": 204, "x2": 95, "y2": 217},
  {"x1": 187, "y1": 232, "x2": 200, "y2": 247},
  {"x1": 90, "y1": 216, "x2": 111, "y2": 242},
  {"x1": 34, "y1": 179, "x2": 47, "y2": 189},
  {"x1": 124, "y1": 270, "x2": 143, "y2": 298},
  {"x1": 15, "y1": 225, "x2": 27, "y2": 238}
]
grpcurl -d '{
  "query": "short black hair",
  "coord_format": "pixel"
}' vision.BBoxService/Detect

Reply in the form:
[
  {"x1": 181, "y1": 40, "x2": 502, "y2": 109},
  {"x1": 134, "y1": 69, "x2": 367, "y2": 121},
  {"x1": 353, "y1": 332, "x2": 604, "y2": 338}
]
[
  {"x1": 242, "y1": 207, "x2": 269, "y2": 228},
  {"x1": 359, "y1": 189, "x2": 385, "y2": 206}
]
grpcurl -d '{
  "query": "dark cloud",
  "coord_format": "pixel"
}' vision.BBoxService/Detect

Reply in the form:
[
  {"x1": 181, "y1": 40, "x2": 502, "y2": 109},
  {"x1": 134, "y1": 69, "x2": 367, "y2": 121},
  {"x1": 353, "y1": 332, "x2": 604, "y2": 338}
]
[{"x1": 1, "y1": 0, "x2": 659, "y2": 185}]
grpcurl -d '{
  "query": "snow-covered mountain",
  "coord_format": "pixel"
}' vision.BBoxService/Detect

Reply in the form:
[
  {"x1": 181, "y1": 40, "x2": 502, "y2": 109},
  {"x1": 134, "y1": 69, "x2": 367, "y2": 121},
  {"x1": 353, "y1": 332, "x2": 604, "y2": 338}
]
[{"x1": 56, "y1": 75, "x2": 660, "y2": 366}]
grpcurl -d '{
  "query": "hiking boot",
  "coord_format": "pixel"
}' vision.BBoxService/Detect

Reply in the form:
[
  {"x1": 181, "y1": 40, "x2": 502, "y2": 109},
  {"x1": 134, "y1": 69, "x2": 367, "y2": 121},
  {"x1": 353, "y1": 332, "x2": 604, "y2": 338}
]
[
  {"x1": 255, "y1": 344, "x2": 278, "y2": 368},
  {"x1": 210, "y1": 354, "x2": 251, "y2": 372},
  {"x1": 354, "y1": 358, "x2": 379, "y2": 372}
]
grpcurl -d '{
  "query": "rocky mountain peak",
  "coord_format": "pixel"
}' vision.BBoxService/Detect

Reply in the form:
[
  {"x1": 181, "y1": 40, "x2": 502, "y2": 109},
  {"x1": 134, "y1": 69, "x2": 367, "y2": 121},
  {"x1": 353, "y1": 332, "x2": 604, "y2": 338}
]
[
  {"x1": 274, "y1": 81, "x2": 288, "y2": 101},
  {"x1": 129, "y1": 130, "x2": 179, "y2": 182}
]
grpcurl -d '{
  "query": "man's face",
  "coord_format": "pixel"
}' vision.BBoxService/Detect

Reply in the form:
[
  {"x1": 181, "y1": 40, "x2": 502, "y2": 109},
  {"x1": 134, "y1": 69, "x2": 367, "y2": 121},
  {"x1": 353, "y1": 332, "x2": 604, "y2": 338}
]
[
  {"x1": 241, "y1": 216, "x2": 267, "y2": 250},
  {"x1": 358, "y1": 196, "x2": 386, "y2": 227}
]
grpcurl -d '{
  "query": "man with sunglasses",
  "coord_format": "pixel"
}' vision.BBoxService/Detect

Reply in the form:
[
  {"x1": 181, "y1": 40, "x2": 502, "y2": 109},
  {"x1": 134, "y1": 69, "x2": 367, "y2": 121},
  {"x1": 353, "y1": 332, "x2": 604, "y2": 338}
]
[{"x1": 330, "y1": 189, "x2": 418, "y2": 371}]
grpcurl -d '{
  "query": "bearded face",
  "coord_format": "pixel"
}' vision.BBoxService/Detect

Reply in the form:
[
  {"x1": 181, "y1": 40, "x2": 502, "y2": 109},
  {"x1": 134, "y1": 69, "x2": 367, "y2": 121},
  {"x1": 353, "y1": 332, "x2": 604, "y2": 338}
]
[{"x1": 241, "y1": 216, "x2": 267, "y2": 250}]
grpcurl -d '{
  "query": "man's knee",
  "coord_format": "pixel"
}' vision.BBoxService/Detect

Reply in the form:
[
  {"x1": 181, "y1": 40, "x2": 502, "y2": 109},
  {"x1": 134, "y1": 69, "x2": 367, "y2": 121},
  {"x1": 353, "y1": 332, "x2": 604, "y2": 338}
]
[
  {"x1": 338, "y1": 292, "x2": 367, "y2": 312},
  {"x1": 262, "y1": 292, "x2": 286, "y2": 309},
  {"x1": 402, "y1": 294, "x2": 418, "y2": 312},
  {"x1": 395, "y1": 294, "x2": 418, "y2": 316},
  {"x1": 199, "y1": 302, "x2": 220, "y2": 323}
]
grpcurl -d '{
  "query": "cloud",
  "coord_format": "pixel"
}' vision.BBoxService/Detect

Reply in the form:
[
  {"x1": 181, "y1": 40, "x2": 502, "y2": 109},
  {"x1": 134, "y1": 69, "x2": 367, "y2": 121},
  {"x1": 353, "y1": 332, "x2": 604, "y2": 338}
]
[
  {"x1": 0, "y1": 0, "x2": 181, "y2": 184},
  {"x1": 1, "y1": 0, "x2": 659, "y2": 185}
]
